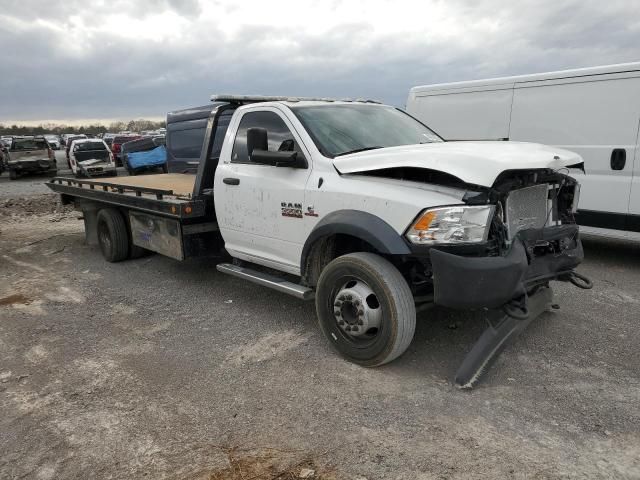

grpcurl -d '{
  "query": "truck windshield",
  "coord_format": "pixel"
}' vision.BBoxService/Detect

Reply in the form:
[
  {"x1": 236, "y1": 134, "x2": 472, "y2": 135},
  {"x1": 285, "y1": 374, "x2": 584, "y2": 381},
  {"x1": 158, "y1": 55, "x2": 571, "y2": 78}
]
[{"x1": 291, "y1": 104, "x2": 442, "y2": 158}]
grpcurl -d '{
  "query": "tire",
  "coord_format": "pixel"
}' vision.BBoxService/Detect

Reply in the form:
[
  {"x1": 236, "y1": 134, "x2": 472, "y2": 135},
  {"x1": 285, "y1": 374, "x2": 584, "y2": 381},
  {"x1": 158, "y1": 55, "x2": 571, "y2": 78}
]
[
  {"x1": 97, "y1": 208, "x2": 130, "y2": 262},
  {"x1": 161, "y1": 163, "x2": 168, "y2": 173},
  {"x1": 9, "y1": 169, "x2": 18, "y2": 180},
  {"x1": 315, "y1": 252, "x2": 416, "y2": 367}
]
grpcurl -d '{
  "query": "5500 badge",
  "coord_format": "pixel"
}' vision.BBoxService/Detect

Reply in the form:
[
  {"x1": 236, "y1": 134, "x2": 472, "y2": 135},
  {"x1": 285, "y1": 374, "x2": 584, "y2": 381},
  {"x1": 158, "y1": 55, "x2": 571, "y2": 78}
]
[
  {"x1": 281, "y1": 202, "x2": 319, "y2": 218},
  {"x1": 281, "y1": 202, "x2": 303, "y2": 218}
]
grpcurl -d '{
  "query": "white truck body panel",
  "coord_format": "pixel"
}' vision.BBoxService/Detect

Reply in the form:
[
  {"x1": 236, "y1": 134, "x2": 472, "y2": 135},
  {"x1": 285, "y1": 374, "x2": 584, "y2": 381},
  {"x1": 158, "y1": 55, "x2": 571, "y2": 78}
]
[
  {"x1": 407, "y1": 62, "x2": 640, "y2": 239},
  {"x1": 333, "y1": 141, "x2": 581, "y2": 187}
]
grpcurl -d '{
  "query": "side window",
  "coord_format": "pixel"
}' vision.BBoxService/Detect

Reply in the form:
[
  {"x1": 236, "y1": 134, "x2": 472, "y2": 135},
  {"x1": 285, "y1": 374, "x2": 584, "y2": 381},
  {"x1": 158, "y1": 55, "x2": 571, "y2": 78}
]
[
  {"x1": 168, "y1": 127, "x2": 205, "y2": 159},
  {"x1": 231, "y1": 111, "x2": 303, "y2": 164}
]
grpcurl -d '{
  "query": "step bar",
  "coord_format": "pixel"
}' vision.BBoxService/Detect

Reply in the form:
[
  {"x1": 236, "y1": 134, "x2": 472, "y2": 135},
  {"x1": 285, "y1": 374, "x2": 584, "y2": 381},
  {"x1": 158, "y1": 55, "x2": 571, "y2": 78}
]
[{"x1": 216, "y1": 263, "x2": 315, "y2": 301}]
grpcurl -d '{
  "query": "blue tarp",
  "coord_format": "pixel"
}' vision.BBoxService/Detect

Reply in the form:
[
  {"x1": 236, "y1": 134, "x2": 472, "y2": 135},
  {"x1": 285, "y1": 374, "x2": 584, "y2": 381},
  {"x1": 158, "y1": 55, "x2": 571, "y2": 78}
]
[{"x1": 127, "y1": 145, "x2": 167, "y2": 169}]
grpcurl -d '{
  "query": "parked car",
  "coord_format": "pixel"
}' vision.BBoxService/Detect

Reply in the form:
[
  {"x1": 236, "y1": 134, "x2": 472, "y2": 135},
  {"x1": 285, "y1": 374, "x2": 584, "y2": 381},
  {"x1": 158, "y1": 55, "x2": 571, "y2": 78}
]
[
  {"x1": 121, "y1": 136, "x2": 167, "y2": 175},
  {"x1": 407, "y1": 61, "x2": 640, "y2": 241},
  {"x1": 0, "y1": 145, "x2": 7, "y2": 174},
  {"x1": 6, "y1": 136, "x2": 56, "y2": 180},
  {"x1": 64, "y1": 134, "x2": 88, "y2": 166},
  {"x1": 1, "y1": 136, "x2": 13, "y2": 150},
  {"x1": 102, "y1": 133, "x2": 117, "y2": 150},
  {"x1": 45, "y1": 135, "x2": 61, "y2": 150},
  {"x1": 47, "y1": 95, "x2": 589, "y2": 388},
  {"x1": 111, "y1": 135, "x2": 142, "y2": 166},
  {"x1": 68, "y1": 138, "x2": 116, "y2": 177}
]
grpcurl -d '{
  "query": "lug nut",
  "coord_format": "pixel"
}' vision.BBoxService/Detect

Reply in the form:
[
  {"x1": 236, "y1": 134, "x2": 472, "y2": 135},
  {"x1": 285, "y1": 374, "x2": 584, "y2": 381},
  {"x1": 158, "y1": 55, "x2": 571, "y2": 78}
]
[
  {"x1": 357, "y1": 319, "x2": 363, "y2": 325},
  {"x1": 346, "y1": 294, "x2": 352, "y2": 300},
  {"x1": 334, "y1": 309, "x2": 341, "y2": 316},
  {"x1": 345, "y1": 326, "x2": 351, "y2": 331},
  {"x1": 358, "y1": 309, "x2": 364, "y2": 316},
  {"x1": 334, "y1": 300, "x2": 343, "y2": 307},
  {"x1": 354, "y1": 300, "x2": 360, "y2": 306},
  {"x1": 338, "y1": 320, "x2": 344, "y2": 326},
  {"x1": 351, "y1": 326, "x2": 359, "y2": 332}
]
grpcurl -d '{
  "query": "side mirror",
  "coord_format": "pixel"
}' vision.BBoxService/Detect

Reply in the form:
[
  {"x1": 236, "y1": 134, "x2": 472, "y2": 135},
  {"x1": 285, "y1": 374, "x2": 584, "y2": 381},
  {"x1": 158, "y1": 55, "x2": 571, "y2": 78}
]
[{"x1": 246, "y1": 127, "x2": 267, "y2": 156}]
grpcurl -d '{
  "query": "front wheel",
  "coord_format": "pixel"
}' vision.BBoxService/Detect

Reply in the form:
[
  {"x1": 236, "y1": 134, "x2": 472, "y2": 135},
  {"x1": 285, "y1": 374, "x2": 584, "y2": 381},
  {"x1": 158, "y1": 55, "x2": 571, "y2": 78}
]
[{"x1": 315, "y1": 252, "x2": 416, "y2": 367}]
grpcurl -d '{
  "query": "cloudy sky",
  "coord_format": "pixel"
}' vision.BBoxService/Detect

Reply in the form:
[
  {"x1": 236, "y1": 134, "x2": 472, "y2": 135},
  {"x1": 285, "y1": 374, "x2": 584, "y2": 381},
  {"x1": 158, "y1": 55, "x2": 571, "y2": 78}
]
[{"x1": 1, "y1": 0, "x2": 639, "y2": 125}]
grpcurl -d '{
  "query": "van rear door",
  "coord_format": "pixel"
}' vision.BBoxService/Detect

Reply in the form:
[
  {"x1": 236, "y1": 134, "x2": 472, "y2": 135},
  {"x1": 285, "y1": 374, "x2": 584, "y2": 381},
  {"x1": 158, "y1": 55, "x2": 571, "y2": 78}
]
[{"x1": 509, "y1": 72, "x2": 640, "y2": 233}]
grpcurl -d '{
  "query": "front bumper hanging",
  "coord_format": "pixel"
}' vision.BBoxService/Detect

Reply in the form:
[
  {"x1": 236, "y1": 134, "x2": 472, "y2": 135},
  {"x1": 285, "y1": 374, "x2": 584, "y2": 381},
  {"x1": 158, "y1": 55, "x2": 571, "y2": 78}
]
[
  {"x1": 429, "y1": 224, "x2": 584, "y2": 310},
  {"x1": 427, "y1": 224, "x2": 591, "y2": 388}
]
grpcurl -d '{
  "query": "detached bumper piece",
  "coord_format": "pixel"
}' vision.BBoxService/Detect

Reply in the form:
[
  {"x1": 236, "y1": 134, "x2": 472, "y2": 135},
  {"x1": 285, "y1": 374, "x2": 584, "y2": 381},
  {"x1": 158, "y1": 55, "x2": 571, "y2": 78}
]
[
  {"x1": 429, "y1": 224, "x2": 590, "y2": 388},
  {"x1": 454, "y1": 286, "x2": 553, "y2": 388}
]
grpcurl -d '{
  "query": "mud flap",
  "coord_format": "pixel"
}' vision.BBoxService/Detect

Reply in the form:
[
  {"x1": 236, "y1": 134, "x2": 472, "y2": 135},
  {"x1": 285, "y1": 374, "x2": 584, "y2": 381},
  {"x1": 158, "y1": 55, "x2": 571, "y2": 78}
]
[{"x1": 455, "y1": 286, "x2": 554, "y2": 389}]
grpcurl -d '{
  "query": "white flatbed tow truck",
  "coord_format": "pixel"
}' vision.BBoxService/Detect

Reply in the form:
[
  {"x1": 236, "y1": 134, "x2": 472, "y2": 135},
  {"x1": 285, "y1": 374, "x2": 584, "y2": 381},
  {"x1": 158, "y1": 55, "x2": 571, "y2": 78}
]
[{"x1": 47, "y1": 95, "x2": 592, "y2": 387}]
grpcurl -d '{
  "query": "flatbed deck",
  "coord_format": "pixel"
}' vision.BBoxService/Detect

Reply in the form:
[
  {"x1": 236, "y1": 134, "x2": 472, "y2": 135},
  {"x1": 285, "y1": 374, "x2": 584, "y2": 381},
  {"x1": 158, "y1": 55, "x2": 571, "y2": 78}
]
[
  {"x1": 81, "y1": 173, "x2": 196, "y2": 197},
  {"x1": 47, "y1": 174, "x2": 208, "y2": 220}
]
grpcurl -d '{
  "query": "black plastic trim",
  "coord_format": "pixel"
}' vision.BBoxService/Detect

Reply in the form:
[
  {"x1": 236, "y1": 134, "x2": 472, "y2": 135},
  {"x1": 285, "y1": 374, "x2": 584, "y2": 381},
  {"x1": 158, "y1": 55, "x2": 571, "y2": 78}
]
[
  {"x1": 576, "y1": 209, "x2": 640, "y2": 233},
  {"x1": 429, "y1": 225, "x2": 583, "y2": 310},
  {"x1": 300, "y1": 210, "x2": 411, "y2": 272}
]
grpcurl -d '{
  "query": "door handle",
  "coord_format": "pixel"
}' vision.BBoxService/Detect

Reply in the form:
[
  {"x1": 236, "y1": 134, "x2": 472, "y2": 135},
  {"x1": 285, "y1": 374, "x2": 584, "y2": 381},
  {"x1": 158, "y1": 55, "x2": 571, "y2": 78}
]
[
  {"x1": 610, "y1": 148, "x2": 626, "y2": 170},
  {"x1": 223, "y1": 177, "x2": 240, "y2": 185}
]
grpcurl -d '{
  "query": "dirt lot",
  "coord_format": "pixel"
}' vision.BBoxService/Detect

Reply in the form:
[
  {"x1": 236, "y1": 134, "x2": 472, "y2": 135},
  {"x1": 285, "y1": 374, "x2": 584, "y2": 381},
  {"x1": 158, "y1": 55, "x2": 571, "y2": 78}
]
[{"x1": 1, "y1": 170, "x2": 640, "y2": 479}]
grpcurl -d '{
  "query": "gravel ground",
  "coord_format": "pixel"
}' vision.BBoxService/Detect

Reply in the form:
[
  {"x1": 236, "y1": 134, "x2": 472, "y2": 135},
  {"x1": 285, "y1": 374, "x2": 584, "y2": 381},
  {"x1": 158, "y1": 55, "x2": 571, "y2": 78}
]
[{"x1": 1, "y1": 169, "x2": 639, "y2": 479}]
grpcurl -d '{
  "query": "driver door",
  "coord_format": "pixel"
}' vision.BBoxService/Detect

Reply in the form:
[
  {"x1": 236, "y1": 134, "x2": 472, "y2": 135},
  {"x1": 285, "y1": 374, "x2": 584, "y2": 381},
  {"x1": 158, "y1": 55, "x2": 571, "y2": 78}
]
[{"x1": 214, "y1": 107, "x2": 312, "y2": 274}]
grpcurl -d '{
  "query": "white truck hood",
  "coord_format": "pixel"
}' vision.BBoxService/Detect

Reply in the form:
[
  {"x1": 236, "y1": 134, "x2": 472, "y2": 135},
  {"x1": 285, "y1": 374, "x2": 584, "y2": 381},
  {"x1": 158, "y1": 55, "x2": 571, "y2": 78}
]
[{"x1": 333, "y1": 141, "x2": 582, "y2": 187}]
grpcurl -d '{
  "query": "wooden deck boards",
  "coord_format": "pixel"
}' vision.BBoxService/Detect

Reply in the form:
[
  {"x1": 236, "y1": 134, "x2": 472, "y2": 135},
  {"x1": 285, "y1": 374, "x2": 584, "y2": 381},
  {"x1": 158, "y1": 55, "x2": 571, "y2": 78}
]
[{"x1": 83, "y1": 174, "x2": 196, "y2": 196}]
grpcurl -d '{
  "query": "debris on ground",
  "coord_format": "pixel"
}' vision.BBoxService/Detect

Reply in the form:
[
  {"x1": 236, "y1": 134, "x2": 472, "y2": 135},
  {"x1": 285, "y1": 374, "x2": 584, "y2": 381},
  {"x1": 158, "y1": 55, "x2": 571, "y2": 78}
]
[
  {"x1": 0, "y1": 194, "x2": 74, "y2": 219},
  {"x1": 206, "y1": 446, "x2": 334, "y2": 480}
]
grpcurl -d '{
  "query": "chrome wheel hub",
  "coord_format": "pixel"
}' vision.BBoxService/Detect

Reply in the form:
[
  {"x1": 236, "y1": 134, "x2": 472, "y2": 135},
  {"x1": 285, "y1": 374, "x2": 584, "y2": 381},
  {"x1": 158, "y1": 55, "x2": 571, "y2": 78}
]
[{"x1": 333, "y1": 280, "x2": 381, "y2": 337}]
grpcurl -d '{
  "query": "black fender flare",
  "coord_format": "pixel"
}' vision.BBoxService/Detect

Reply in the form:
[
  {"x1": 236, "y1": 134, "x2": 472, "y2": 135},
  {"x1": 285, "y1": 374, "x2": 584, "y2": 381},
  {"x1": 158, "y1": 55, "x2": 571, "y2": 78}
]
[{"x1": 300, "y1": 209, "x2": 411, "y2": 275}]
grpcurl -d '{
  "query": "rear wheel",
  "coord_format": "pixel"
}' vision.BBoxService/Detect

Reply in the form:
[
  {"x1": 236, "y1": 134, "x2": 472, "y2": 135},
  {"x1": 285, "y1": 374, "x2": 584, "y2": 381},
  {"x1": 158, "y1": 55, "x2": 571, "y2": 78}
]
[
  {"x1": 315, "y1": 252, "x2": 416, "y2": 367},
  {"x1": 97, "y1": 208, "x2": 129, "y2": 262},
  {"x1": 9, "y1": 170, "x2": 18, "y2": 180}
]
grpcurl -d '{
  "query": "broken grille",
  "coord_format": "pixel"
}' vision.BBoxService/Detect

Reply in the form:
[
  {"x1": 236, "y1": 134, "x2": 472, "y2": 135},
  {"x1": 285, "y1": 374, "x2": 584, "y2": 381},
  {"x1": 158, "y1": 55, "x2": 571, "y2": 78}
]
[{"x1": 505, "y1": 184, "x2": 550, "y2": 239}]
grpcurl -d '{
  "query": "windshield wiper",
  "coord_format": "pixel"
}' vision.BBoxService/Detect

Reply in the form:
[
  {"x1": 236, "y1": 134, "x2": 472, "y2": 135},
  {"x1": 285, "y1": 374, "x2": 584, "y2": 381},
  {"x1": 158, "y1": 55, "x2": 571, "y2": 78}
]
[{"x1": 335, "y1": 146, "x2": 383, "y2": 157}]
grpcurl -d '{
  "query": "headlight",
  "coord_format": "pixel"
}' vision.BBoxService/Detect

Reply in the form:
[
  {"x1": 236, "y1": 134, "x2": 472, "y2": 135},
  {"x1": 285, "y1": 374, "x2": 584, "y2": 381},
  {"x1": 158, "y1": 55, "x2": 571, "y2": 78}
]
[{"x1": 405, "y1": 205, "x2": 495, "y2": 245}]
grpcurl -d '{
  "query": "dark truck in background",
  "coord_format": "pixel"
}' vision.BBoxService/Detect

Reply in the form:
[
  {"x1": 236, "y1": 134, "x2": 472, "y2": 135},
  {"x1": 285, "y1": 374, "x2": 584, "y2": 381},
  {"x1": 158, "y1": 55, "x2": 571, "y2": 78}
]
[
  {"x1": 165, "y1": 104, "x2": 232, "y2": 173},
  {"x1": 5, "y1": 136, "x2": 56, "y2": 180}
]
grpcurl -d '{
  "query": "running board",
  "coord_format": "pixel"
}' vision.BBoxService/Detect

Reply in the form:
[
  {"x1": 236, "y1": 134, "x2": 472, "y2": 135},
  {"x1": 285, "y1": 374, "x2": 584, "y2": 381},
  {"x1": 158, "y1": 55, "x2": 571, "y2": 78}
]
[{"x1": 216, "y1": 263, "x2": 315, "y2": 301}]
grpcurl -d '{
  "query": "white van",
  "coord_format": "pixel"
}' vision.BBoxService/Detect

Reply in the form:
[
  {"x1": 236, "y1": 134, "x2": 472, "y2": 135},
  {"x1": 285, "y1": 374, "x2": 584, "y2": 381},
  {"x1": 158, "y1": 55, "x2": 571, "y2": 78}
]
[{"x1": 407, "y1": 62, "x2": 640, "y2": 241}]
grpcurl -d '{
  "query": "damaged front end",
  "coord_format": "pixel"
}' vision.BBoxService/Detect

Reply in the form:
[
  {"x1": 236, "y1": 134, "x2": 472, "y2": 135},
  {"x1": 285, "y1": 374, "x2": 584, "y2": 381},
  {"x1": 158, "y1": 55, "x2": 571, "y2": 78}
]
[{"x1": 405, "y1": 168, "x2": 592, "y2": 388}]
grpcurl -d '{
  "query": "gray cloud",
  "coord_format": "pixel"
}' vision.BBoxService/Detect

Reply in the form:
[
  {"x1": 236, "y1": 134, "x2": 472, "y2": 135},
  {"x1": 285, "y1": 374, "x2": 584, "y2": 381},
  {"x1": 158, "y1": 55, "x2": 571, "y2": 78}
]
[{"x1": 0, "y1": 0, "x2": 639, "y2": 123}]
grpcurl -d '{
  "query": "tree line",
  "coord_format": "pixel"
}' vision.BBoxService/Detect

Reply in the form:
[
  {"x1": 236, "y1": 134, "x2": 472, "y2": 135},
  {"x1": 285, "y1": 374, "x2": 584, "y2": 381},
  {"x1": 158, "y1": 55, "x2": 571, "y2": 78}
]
[{"x1": 0, "y1": 119, "x2": 166, "y2": 136}]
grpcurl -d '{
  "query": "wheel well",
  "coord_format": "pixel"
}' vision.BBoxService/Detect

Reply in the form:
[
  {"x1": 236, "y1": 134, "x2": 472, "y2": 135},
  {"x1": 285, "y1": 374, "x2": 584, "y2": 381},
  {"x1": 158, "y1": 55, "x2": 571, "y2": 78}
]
[{"x1": 302, "y1": 234, "x2": 380, "y2": 287}]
